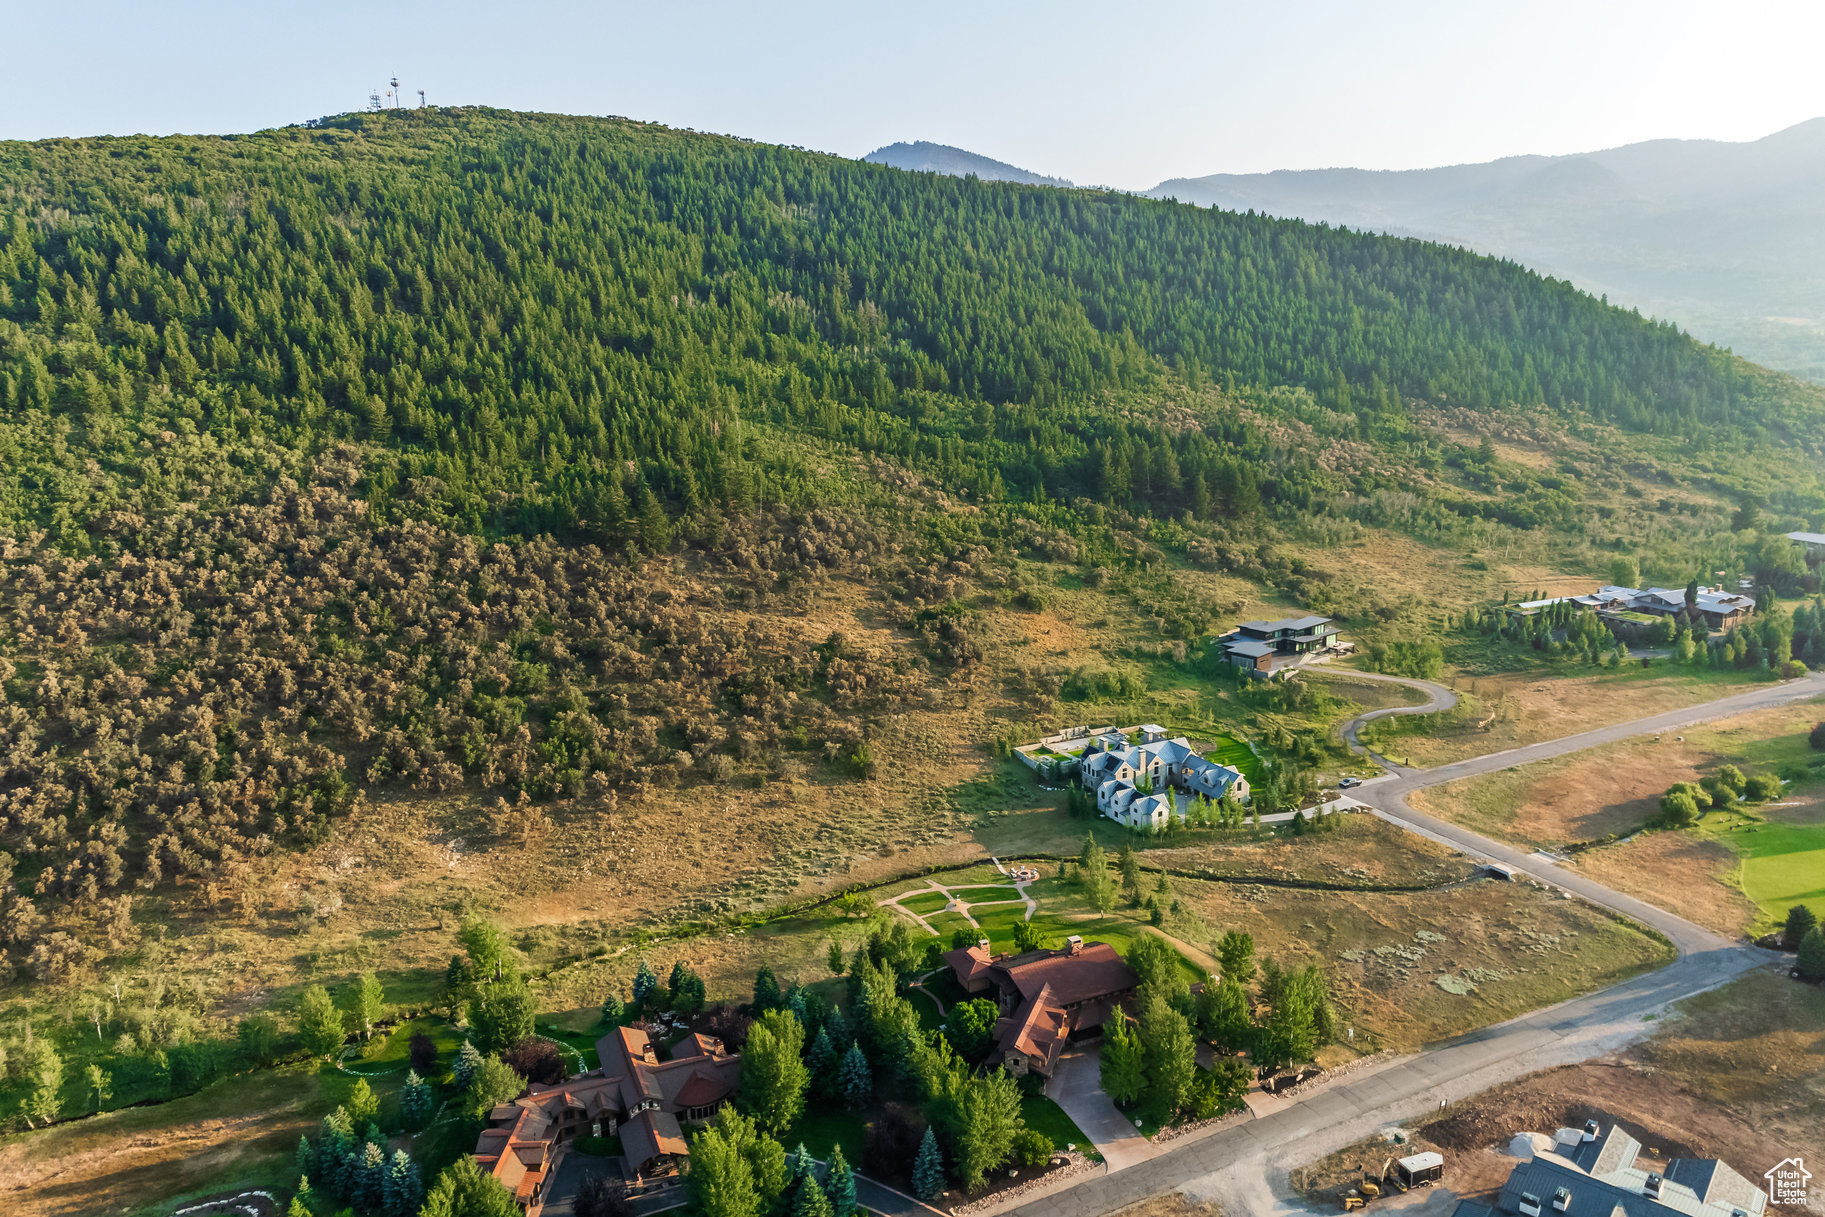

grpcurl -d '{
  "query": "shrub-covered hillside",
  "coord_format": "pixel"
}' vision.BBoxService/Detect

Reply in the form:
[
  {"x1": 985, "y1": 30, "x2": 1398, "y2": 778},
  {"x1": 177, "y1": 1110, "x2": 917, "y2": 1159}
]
[{"x1": 1, "y1": 106, "x2": 1823, "y2": 921}]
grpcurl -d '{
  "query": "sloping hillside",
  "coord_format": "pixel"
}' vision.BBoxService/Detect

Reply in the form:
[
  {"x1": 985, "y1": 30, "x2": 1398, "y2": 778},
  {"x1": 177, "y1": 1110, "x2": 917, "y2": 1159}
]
[
  {"x1": 0, "y1": 105, "x2": 1822, "y2": 916},
  {"x1": 1149, "y1": 119, "x2": 1825, "y2": 381},
  {"x1": 863, "y1": 139, "x2": 1074, "y2": 186}
]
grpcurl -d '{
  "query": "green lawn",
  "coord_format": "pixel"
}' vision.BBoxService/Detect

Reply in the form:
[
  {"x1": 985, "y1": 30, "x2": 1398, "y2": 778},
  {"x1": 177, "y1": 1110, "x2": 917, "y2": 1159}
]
[
  {"x1": 1712, "y1": 819, "x2": 1825, "y2": 926},
  {"x1": 785, "y1": 1103, "x2": 867, "y2": 1165},
  {"x1": 1020, "y1": 1094, "x2": 1101, "y2": 1161},
  {"x1": 899, "y1": 890, "x2": 954, "y2": 915},
  {"x1": 907, "y1": 987, "x2": 945, "y2": 1031},
  {"x1": 925, "y1": 911, "x2": 976, "y2": 941},
  {"x1": 1202, "y1": 733, "x2": 1263, "y2": 784}
]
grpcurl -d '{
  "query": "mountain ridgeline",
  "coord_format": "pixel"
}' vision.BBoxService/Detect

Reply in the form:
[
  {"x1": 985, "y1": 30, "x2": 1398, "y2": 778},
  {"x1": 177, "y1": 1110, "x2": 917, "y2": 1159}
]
[
  {"x1": 863, "y1": 140, "x2": 1075, "y2": 187},
  {"x1": 1148, "y1": 119, "x2": 1825, "y2": 382},
  {"x1": 0, "y1": 107, "x2": 1810, "y2": 552}
]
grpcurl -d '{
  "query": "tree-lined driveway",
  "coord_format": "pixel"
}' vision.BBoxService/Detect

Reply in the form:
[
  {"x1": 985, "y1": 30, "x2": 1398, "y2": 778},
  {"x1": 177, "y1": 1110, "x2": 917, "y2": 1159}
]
[
  {"x1": 1044, "y1": 1050, "x2": 1158, "y2": 1172},
  {"x1": 1002, "y1": 671, "x2": 1825, "y2": 1217}
]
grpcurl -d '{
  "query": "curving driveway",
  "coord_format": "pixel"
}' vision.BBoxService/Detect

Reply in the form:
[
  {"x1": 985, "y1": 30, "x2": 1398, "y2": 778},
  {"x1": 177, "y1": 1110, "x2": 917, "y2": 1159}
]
[{"x1": 1002, "y1": 670, "x2": 1825, "y2": 1217}]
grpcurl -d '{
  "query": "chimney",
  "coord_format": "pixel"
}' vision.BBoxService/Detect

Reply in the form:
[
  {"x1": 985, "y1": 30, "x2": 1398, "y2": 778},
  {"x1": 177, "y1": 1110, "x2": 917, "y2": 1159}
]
[
  {"x1": 1644, "y1": 1173, "x2": 1663, "y2": 1199},
  {"x1": 1518, "y1": 1193, "x2": 1542, "y2": 1217},
  {"x1": 1066, "y1": 934, "x2": 1083, "y2": 955},
  {"x1": 977, "y1": 938, "x2": 990, "y2": 952},
  {"x1": 1552, "y1": 1188, "x2": 1571, "y2": 1212},
  {"x1": 1581, "y1": 1119, "x2": 1599, "y2": 1143}
]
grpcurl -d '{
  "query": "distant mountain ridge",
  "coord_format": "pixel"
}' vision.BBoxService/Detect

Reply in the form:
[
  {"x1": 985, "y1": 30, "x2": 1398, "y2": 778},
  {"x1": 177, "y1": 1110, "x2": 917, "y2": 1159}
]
[
  {"x1": 863, "y1": 140, "x2": 1073, "y2": 187},
  {"x1": 1147, "y1": 119, "x2": 1825, "y2": 382}
]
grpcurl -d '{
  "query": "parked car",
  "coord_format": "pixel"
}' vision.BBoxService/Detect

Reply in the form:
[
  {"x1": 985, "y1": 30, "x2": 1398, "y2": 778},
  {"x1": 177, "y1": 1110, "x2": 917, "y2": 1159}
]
[{"x1": 1339, "y1": 777, "x2": 1362, "y2": 789}]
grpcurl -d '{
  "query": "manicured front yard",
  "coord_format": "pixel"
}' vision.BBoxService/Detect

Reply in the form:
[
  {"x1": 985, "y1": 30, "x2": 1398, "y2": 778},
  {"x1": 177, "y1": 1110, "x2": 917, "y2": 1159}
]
[{"x1": 1020, "y1": 1094, "x2": 1101, "y2": 1161}]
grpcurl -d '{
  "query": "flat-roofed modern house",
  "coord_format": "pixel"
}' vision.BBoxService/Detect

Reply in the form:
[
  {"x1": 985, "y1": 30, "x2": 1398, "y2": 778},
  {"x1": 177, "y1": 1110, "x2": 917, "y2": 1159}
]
[
  {"x1": 940, "y1": 935, "x2": 1141, "y2": 1077},
  {"x1": 1451, "y1": 1122, "x2": 1766, "y2": 1217},
  {"x1": 1216, "y1": 615, "x2": 1343, "y2": 676},
  {"x1": 1788, "y1": 530, "x2": 1825, "y2": 560},
  {"x1": 1509, "y1": 584, "x2": 1754, "y2": 632}
]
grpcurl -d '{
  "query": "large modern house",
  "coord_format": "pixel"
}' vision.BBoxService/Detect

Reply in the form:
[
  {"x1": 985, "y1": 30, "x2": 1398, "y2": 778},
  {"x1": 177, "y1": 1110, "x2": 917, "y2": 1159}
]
[
  {"x1": 1452, "y1": 1122, "x2": 1765, "y2": 1217},
  {"x1": 1509, "y1": 584, "x2": 1755, "y2": 632},
  {"x1": 1216, "y1": 614, "x2": 1344, "y2": 676},
  {"x1": 472, "y1": 1026, "x2": 741, "y2": 1214},
  {"x1": 1076, "y1": 724, "x2": 1249, "y2": 831},
  {"x1": 942, "y1": 934, "x2": 1140, "y2": 1077}
]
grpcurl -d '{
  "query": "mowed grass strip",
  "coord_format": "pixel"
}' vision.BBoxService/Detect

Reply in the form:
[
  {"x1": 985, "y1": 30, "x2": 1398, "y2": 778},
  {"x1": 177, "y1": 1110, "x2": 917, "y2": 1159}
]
[
  {"x1": 899, "y1": 890, "x2": 954, "y2": 915},
  {"x1": 1712, "y1": 820, "x2": 1825, "y2": 922}
]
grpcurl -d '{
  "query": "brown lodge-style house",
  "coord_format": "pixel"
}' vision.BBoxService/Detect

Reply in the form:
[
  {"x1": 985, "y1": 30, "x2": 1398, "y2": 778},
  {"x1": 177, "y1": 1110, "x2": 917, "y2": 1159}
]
[
  {"x1": 473, "y1": 1025, "x2": 741, "y2": 1215},
  {"x1": 942, "y1": 934, "x2": 1141, "y2": 1077}
]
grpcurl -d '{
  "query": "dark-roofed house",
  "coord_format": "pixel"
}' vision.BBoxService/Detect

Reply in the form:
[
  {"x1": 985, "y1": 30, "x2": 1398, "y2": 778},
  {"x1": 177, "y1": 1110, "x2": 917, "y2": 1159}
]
[
  {"x1": 943, "y1": 935, "x2": 1140, "y2": 1076},
  {"x1": 1217, "y1": 614, "x2": 1343, "y2": 676},
  {"x1": 1451, "y1": 1122, "x2": 1766, "y2": 1217},
  {"x1": 470, "y1": 1026, "x2": 742, "y2": 1213}
]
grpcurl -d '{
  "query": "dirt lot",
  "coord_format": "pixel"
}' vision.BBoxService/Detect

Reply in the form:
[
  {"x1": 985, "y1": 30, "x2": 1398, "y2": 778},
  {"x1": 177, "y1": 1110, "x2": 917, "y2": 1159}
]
[
  {"x1": 1303, "y1": 968, "x2": 1825, "y2": 1214},
  {"x1": 1292, "y1": 1128, "x2": 1486, "y2": 1210},
  {"x1": 1110, "y1": 1196, "x2": 1224, "y2": 1217}
]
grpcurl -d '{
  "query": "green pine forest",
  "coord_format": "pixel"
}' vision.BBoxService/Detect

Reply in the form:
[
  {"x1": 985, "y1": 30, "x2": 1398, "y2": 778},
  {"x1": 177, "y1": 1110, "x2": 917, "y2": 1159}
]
[
  {"x1": 3, "y1": 106, "x2": 1821, "y2": 548},
  {"x1": 1, "y1": 105, "x2": 1824, "y2": 914}
]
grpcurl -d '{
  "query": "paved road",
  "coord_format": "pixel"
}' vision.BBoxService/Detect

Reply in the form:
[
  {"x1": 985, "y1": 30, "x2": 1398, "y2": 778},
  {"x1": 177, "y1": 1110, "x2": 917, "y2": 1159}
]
[{"x1": 1003, "y1": 671, "x2": 1825, "y2": 1217}]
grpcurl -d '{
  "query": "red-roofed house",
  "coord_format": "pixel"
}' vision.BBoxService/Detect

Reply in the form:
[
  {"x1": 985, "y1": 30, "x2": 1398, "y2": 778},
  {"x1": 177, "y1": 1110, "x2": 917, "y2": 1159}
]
[
  {"x1": 470, "y1": 1026, "x2": 742, "y2": 1213},
  {"x1": 944, "y1": 935, "x2": 1140, "y2": 1077}
]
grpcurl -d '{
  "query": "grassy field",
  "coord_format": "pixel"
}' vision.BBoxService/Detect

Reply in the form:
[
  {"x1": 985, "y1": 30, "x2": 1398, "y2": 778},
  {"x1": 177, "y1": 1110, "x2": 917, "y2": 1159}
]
[
  {"x1": 1410, "y1": 697, "x2": 1825, "y2": 934},
  {"x1": 1703, "y1": 820, "x2": 1825, "y2": 924},
  {"x1": 1358, "y1": 663, "x2": 1778, "y2": 767}
]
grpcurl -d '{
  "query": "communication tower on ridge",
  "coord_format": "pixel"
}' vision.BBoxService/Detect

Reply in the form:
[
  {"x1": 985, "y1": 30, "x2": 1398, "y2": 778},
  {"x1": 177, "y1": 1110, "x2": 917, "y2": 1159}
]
[{"x1": 390, "y1": 76, "x2": 401, "y2": 109}]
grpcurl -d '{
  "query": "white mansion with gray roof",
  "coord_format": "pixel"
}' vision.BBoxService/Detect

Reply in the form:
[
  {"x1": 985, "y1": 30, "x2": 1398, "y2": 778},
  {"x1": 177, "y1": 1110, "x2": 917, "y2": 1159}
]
[{"x1": 1076, "y1": 724, "x2": 1249, "y2": 831}]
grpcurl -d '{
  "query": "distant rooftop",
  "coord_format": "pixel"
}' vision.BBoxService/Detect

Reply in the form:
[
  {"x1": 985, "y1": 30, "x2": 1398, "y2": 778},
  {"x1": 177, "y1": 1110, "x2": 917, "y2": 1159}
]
[{"x1": 1237, "y1": 614, "x2": 1333, "y2": 633}]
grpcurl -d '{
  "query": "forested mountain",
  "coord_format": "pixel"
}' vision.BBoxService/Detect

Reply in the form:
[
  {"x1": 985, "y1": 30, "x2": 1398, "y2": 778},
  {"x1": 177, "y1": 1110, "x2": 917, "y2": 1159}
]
[
  {"x1": 1149, "y1": 119, "x2": 1825, "y2": 382},
  {"x1": 0, "y1": 106, "x2": 1821, "y2": 913},
  {"x1": 863, "y1": 140, "x2": 1074, "y2": 187}
]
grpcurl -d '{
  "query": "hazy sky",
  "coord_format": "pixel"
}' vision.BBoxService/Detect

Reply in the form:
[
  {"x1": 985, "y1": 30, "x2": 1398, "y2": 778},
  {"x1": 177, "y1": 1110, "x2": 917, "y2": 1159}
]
[{"x1": 7, "y1": 0, "x2": 1822, "y2": 187}]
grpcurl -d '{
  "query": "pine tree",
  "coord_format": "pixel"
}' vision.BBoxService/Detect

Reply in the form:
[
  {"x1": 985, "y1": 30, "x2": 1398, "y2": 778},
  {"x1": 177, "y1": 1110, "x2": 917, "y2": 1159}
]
[
  {"x1": 454, "y1": 1039, "x2": 483, "y2": 1089},
  {"x1": 1800, "y1": 926, "x2": 1825, "y2": 983},
  {"x1": 804, "y1": 1026, "x2": 838, "y2": 1093},
  {"x1": 383, "y1": 1148, "x2": 423, "y2": 1217},
  {"x1": 400, "y1": 1069, "x2": 434, "y2": 1129},
  {"x1": 354, "y1": 1140, "x2": 387, "y2": 1212},
  {"x1": 792, "y1": 1179, "x2": 833, "y2": 1217},
  {"x1": 601, "y1": 990, "x2": 624, "y2": 1027},
  {"x1": 838, "y1": 1042, "x2": 873, "y2": 1110},
  {"x1": 823, "y1": 1144, "x2": 857, "y2": 1217},
  {"x1": 752, "y1": 964, "x2": 782, "y2": 1012},
  {"x1": 823, "y1": 1007, "x2": 852, "y2": 1051},
  {"x1": 912, "y1": 1127, "x2": 946, "y2": 1201},
  {"x1": 1785, "y1": 905, "x2": 1818, "y2": 951},
  {"x1": 784, "y1": 1141, "x2": 813, "y2": 1182},
  {"x1": 826, "y1": 939, "x2": 845, "y2": 975},
  {"x1": 631, "y1": 959, "x2": 659, "y2": 1012}
]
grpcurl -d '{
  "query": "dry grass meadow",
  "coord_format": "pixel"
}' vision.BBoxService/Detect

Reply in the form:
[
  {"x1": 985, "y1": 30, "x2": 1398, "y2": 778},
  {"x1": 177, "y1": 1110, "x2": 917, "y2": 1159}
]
[{"x1": 1409, "y1": 699, "x2": 1825, "y2": 936}]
